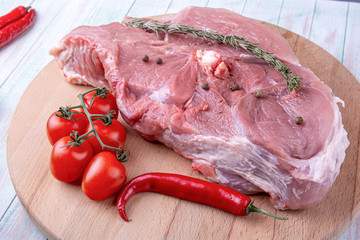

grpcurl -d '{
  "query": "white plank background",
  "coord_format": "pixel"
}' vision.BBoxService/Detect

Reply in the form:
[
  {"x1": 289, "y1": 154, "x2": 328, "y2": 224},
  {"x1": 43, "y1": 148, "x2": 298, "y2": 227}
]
[{"x1": 0, "y1": 0, "x2": 359, "y2": 239}]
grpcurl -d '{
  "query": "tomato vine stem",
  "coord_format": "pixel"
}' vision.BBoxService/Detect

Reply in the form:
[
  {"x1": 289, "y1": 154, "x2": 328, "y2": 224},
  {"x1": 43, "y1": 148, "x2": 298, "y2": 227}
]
[
  {"x1": 75, "y1": 88, "x2": 130, "y2": 162},
  {"x1": 55, "y1": 105, "x2": 84, "y2": 121}
]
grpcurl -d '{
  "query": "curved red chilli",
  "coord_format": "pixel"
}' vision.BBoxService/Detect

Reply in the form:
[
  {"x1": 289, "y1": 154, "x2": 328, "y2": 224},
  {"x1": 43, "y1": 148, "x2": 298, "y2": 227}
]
[{"x1": 116, "y1": 172, "x2": 251, "y2": 221}]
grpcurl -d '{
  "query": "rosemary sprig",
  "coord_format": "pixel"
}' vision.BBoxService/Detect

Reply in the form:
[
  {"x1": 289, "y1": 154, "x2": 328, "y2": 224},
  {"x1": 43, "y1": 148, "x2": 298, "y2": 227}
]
[{"x1": 125, "y1": 18, "x2": 301, "y2": 93}]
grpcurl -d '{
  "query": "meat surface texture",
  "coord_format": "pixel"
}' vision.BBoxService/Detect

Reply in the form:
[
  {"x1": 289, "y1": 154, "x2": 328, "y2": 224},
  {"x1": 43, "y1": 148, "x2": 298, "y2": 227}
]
[{"x1": 50, "y1": 7, "x2": 349, "y2": 210}]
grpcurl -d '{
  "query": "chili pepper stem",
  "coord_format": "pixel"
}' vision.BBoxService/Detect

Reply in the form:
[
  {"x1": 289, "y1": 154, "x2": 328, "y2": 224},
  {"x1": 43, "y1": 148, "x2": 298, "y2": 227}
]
[{"x1": 246, "y1": 201, "x2": 288, "y2": 220}]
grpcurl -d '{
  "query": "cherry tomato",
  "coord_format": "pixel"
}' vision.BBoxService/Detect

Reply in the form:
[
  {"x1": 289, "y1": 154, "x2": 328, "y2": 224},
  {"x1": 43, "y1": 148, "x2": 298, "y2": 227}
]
[
  {"x1": 46, "y1": 110, "x2": 88, "y2": 145},
  {"x1": 86, "y1": 119, "x2": 126, "y2": 155},
  {"x1": 84, "y1": 90, "x2": 118, "y2": 119},
  {"x1": 82, "y1": 152, "x2": 127, "y2": 201},
  {"x1": 50, "y1": 136, "x2": 94, "y2": 182}
]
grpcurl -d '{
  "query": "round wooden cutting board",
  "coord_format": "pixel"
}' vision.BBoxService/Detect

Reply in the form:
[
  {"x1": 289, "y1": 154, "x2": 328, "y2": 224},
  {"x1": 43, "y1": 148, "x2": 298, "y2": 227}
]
[{"x1": 6, "y1": 20, "x2": 360, "y2": 239}]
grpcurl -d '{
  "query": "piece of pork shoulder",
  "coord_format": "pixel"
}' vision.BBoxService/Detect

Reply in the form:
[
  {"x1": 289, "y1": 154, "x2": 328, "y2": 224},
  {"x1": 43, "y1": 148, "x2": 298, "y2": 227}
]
[{"x1": 49, "y1": 7, "x2": 349, "y2": 210}]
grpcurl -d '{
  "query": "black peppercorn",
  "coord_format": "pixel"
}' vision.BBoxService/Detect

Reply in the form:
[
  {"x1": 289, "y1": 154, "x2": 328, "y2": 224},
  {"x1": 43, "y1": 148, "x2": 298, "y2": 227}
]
[
  {"x1": 295, "y1": 117, "x2": 303, "y2": 125},
  {"x1": 231, "y1": 83, "x2": 240, "y2": 91},
  {"x1": 202, "y1": 83, "x2": 209, "y2": 90},
  {"x1": 156, "y1": 57, "x2": 162, "y2": 64},
  {"x1": 142, "y1": 55, "x2": 149, "y2": 62}
]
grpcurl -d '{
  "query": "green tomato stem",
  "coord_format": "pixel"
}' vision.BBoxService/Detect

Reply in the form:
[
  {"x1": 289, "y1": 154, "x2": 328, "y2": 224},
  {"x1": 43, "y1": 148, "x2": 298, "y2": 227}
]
[
  {"x1": 78, "y1": 91, "x2": 107, "y2": 149},
  {"x1": 77, "y1": 88, "x2": 130, "y2": 162}
]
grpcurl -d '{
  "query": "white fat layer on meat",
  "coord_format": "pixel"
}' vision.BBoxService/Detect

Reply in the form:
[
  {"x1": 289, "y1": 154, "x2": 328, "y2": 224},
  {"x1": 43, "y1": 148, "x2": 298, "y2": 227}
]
[
  {"x1": 182, "y1": 135, "x2": 292, "y2": 196},
  {"x1": 334, "y1": 96, "x2": 345, "y2": 107},
  {"x1": 286, "y1": 98, "x2": 349, "y2": 183}
]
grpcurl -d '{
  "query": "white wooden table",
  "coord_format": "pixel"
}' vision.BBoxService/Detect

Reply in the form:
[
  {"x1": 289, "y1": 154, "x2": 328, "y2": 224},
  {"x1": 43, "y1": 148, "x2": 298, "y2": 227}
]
[{"x1": 1, "y1": 0, "x2": 359, "y2": 239}]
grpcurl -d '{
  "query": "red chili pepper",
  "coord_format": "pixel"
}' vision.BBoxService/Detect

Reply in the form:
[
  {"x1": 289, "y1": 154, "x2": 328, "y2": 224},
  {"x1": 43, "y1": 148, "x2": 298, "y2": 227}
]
[
  {"x1": 116, "y1": 172, "x2": 288, "y2": 221},
  {"x1": 0, "y1": 8, "x2": 36, "y2": 49},
  {"x1": 0, "y1": 6, "x2": 31, "y2": 30}
]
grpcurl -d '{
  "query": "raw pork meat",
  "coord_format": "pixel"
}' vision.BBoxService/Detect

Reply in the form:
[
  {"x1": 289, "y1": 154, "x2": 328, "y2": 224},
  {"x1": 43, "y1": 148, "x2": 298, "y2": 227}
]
[{"x1": 50, "y1": 7, "x2": 349, "y2": 210}]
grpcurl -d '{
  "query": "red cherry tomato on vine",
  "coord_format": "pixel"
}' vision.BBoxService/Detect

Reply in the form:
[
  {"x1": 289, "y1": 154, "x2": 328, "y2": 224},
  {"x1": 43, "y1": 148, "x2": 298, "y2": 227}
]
[
  {"x1": 50, "y1": 136, "x2": 94, "y2": 182},
  {"x1": 46, "y1": 110, "x2": 88, "y2": 145},
  {"x1": 86, "y1": 119, "x2": 126, "y2": 155},
  {"x1": 82, "y1": 152, "x2": 127, "y2": 201},
  {"x1": 84, "y1": 90, "x2": 118, "y2": 119}
]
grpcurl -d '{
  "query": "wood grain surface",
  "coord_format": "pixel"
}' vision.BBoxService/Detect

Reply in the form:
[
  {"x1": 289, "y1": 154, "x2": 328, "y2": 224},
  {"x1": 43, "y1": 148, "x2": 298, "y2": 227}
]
[{"x1": 6, "y1": 21, "x2": 360, "y2": 239}]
